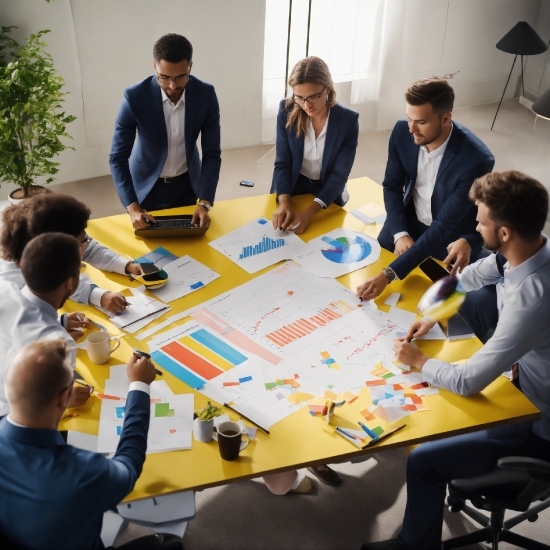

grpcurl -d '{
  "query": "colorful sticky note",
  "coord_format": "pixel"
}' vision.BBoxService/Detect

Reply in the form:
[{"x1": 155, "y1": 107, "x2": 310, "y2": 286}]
[
  {"x1": 324, "y1": 390, "x2": 337, "y2": 400},
  {"x1": 239, "y1": 375, "x2": 253, "y2": 383},
  {"x1": 116, "y1": 426, "x2": 122, "y2": 436},
  {"x1": 366, "y1": 379, "x2": 387, "y2": 387},
  {"x1": 155, "y1": 402, "x2": 174, "y2": 417},
  {"x1": 343, "y1": 391, "x2": 358, "y2": 404},
  {"x1": 360, "y1": 408, "x2": 376, "y2": 421},
  {"x1": 115, "y1": 407, "x2": 125, "y2": 419}
]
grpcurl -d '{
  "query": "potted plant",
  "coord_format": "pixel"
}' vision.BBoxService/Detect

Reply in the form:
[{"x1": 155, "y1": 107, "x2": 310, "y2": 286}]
[
  {"x1": 0, "y1": 26, "x2": 75, "y2": 203},
  {"x1": 193, "y1": 401, "x2": 223, "y2": 443}
]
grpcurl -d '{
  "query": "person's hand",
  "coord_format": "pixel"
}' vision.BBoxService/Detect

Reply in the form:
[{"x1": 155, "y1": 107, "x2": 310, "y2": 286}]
[
  {"x1": 67, "y1": 384, "x2": 92, "y2": 408},
  {"x1": 68, "y1": 329, "x2": 85, "y2": 342},
  {"x1": 127, "y1": 202, "x2": 156, "y2": 230},
  {"x1": 444, "y1": 238, "x2": 471, "y2": 276},
  {"x1": 125, "y1": 262, "x2": 143, "y2": 276},
  {"x1": 126, "y1": 354, "x2": 156, "y2": 386},
  {"x1": 66, "y1": 312, "x2": 91, "y2": 332},
  {"x1": 356, "y1": 272, "x2": 389, "y2": 301},
  {"x1": 395, "y1": 235, "x2": 414, "y2": 256},
  {"x1": 191, "y1": 205, "x2": 210, "y2": 228},
  {"x1": 392, "y1": 339, "x2": 429, "y2": 370},
  {"x1": 403, "y1": 318, "x2": 437, "y2": 341},
  {"x1": 284, "y1": 201, "x2": 322, "y2": 234},
  {"x1": 272, "y1": 195, "x2": 293, "y2": 230},
  {"x1": 100, "y1": 291, "x2": 130, "y2": 314}
]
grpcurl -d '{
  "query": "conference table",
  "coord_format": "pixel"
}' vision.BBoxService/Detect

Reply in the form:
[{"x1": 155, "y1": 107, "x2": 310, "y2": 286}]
[{"x1": 60, "y1": 177, "x2": 540, "y2": 502}]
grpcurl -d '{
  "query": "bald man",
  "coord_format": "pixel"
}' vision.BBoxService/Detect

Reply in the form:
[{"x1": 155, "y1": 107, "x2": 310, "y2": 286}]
[
  {"x1": 0, "y1": 233, "x2": 91, "y2": 416},
  {"x1": 0, "y1": 340, "x2": 183, "y2": 550}
]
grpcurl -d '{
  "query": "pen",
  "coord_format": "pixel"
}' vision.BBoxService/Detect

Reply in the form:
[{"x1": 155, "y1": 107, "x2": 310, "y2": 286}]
[
  {"x1": 133, "y1": 349, "x2": 163, "y2": 376},
  {"x1": 73, "y1": 378, "x2": 94, "y2": 394},
  {"x1": 122, "y1": 298, "x2": 131, "y2": 307},
  {"x1": 361, "y1": 424, "x2": 406, "y2": 448},
  {"x1": 335, "y1": 426, "x2": 358, "y2": 440},
  {"x1": 358, "y1": 421, "x2": 379, "y2": 440},
  {"x1": 223, "y1": 402, "x2": 270, "y2": 434}
]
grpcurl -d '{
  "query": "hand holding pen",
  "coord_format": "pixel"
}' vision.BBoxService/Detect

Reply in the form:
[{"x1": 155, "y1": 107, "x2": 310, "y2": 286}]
[{"x1": 99, "y1": 291, "x2": 132, "y2": 315}]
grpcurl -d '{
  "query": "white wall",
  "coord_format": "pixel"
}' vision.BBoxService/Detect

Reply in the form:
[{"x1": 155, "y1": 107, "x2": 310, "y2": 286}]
[
  {"x1": 524, "y1": 0, "x2": 550, "y2": 101},
  {"x1": 0, "y1": 0, "x2": 265, "y2": 198},
  {"x1": 376, "y1": 0, "x2": 543, "y2": 130}
]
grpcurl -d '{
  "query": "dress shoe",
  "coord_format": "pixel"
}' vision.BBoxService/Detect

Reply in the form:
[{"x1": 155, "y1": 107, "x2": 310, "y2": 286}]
[
  {"x1": 288, "y1": 475, "x2": 315, "y2": 494},
  {"x1": 307, "y1": 464, "x2": 343, "y2": 486}
]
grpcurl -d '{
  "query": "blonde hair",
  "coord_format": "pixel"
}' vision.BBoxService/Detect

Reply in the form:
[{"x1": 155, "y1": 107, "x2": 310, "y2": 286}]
[{"x1": 285, "y1": 56, "x2": 336, "y2": 137}]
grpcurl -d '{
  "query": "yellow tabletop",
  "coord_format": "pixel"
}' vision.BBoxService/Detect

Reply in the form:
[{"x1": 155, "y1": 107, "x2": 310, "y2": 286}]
[{"x1": 61, "y1": 177, "x2": 539, "y2": 500}]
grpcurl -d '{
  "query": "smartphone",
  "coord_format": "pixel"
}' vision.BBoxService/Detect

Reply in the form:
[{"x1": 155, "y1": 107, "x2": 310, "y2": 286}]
[
  {"x1": 240, "y1": 180, "x2": 255, "y2": 187},
  {"x1": 419, "y1": 257, "x2": 450, "y2": 282}
]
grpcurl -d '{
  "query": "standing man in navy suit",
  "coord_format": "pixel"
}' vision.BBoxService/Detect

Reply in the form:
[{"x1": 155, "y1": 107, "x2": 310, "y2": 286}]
[
  {"x1": 357, "y1": 78, "x2": 494, "y2": 302},
  {"x1": 110, "y1": 34, "x2": 221, "y2": 230}
]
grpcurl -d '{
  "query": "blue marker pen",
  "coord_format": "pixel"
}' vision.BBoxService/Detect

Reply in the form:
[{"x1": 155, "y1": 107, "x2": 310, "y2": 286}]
[
  {"x1": 358, "y1": 421, "x2": 379, "y2": 440},
  {"x1": 336, "y1": 426, "x2": 358, "y2": 440}
]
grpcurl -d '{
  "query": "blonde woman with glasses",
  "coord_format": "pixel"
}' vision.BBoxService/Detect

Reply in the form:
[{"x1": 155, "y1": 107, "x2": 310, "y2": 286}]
[{"x1": 271, "y1": 56, "x2": 359, "y2": 234}]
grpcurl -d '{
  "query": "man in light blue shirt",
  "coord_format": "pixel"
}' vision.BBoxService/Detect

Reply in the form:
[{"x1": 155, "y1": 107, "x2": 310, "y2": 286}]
[
  {"x1": 0, "y1": 233, "x2": 91, "y2": 416},
  {"x1": 363, "y1": 171, "x2": 550, "y2": 550}
]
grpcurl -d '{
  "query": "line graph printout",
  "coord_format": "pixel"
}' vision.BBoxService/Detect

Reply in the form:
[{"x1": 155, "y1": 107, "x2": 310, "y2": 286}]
[
  {"x1": 208, "y1": 218, "x2": 309, "y2": 274},
  {"x1": 189, "y1": 262, "x2": 363, "y2": 359},
  {"x1": 294, "y1": 229, "x2": 381, "y2": 278}
]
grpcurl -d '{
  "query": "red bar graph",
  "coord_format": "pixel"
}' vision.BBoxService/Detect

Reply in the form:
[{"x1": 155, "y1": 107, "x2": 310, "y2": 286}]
[{"x1": 162, "y1": 342, "x2": 224, "y2": 381}]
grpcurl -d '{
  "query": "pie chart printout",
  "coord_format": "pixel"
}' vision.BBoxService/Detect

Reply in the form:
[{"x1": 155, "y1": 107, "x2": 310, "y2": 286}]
[{"x1": 321, "y1": 235, "x2": 372, "y2": 264}]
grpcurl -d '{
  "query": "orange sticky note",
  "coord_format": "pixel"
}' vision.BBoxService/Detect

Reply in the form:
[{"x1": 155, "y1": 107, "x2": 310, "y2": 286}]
[{"x1": 343, "y1": 391, "x2": 358, "y2": 404}]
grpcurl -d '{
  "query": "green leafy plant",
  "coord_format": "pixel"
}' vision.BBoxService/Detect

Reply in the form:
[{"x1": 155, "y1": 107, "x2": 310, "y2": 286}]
[
  {"x1": 0, "y1": 26, "x2": 75, "y2": 198},
  {"x1": 196, "y1": 401, "x2": 223, "y2": 421}
]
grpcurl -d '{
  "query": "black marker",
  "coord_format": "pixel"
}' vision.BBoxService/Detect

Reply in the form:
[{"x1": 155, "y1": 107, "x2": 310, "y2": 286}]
[{"x1": 133, "y1": 349, "x2": 163, "y2": 376}]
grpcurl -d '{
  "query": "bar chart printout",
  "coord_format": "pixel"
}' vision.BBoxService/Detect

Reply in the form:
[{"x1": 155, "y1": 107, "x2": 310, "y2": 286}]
[
  {"x1": 209, "y1": 218, "x2": 309, "y2": 274},
  {"x1": 239, "y1": 236, "x2": 286, "y2": 259}
]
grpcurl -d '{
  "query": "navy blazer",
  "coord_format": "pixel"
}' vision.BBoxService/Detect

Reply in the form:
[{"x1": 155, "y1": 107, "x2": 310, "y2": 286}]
[
  {"x1": 383, "y1": 120, "x2": 495, "y2": 278},
  {"x1": 110, "y1": 75, "x2": 221, "y2": 207},
  {"x1": 0, "y1": 389, "x2": 150, "y2": 550},
  {"x1": 271, "y1": 100, "x2": 359, "y2": 206}
]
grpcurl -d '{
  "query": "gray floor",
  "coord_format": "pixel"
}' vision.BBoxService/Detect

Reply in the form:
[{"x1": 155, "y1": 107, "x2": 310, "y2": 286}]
[{"x1": 46, "y1": 99, "x2": 550, "y2": 549}]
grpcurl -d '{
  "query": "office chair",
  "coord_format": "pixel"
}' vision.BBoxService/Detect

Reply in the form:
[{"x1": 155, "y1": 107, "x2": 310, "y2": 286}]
[{"x1": 442, "y1": 456, "x2": 550, "y2": 549}]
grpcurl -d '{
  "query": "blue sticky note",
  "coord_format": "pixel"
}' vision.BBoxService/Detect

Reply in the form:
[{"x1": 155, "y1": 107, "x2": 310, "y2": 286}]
[
  {"x1": 239, "y1": 375, "x2": 253, "y2": 383},
  {"x1": 257, "y1": 218, "x2": 268, "y2": 225},
  {"x1": 116, "y1": 426, "x2": 122, "y2": 436},
  {"x1": 115, "y1": 406, "x2": 125, "y2": 419},
  {"x1": 190, "y1": 281, "x2": 204, "y2": 290}
]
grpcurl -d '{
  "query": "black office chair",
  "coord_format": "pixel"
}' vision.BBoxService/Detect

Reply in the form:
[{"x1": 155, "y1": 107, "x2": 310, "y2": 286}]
[{"x1": 442, "y1": 456, "x2": 550, "y2": 549}]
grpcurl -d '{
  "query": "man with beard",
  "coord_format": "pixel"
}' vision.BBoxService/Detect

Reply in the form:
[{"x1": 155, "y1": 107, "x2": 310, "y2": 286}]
[
  {"x1": 361, "y1": 171, "x2": 550, "y2": 550},
  {"x1": 110, "y1": 33, "x2": 221, "y2": 230},
  {"x1": 357, "y1": 77, "x2": 494, "y2": 302}
]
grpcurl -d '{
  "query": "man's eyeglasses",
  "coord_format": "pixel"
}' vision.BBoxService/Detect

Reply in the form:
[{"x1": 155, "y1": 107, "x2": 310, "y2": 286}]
[
  {"x1": 292, "y1": 88, "x2": 326, "y2": 106},
  {"x1": 80, "y1": 234, "x2": 92, "y2": 248},
  {"x1": 156, "y1": 72, "x2": 190, "y2": 85}
]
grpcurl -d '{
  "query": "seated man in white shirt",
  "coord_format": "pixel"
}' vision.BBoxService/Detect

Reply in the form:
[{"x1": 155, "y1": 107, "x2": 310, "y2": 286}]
[
  {"x1": 357, "y1": 77, "x2": 494, "y2": 302},
  {"x1": 0, "y1": 233, "x2": 92, "y2": 417},
  {"x1": 0, "y1": 339, "x2": 183, "y2": 550},
  {"x1": 0, "y1": 193, "x2": 142, "y2": 314},
  {"x1": 362, "y1": 171, "x2": 550, "y2": 550}
]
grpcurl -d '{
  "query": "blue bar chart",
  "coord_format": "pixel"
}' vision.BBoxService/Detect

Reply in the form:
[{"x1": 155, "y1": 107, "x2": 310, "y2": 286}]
[{"x1": 238, "y1": 236, "x2": 286, "y2": 259}]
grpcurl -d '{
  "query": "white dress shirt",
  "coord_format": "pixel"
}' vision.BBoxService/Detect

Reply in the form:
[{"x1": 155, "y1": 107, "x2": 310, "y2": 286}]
[
  {"x1": 394, "y1": 124, "x2": 453, "y2": 242},
  {"x1": 422, "y1": 236, "x2": 550, "y2": 441},
  {"x1": 159, "y1": 89, "x2": 187, "y2": 178},
  {"x1": 300, "y1": 113, "x2": 329, "y2": 182},
  {"x1": 0, "y1": 283, "x2": 77, "y2": 416},
  {"x1": 0, "y1": 239, "x2": 128, "y2": 307}
]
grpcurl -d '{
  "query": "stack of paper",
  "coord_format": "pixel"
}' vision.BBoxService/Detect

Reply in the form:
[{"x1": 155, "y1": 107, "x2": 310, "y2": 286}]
[{"x1": 97, "y1": 365, "x2": 194, "y2": 454}]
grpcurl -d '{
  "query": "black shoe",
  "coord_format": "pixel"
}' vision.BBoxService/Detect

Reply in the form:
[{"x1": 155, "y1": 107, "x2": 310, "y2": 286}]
[
  {"x1": 307, "y1": 464, "x2": 343, "y2": 486},
  {"x1": 360, "y1": 540, "x2": 402, "y2": 550}
]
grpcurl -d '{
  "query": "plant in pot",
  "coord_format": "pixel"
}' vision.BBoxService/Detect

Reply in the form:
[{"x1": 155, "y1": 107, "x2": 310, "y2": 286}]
[
  {"x1": 0, "y1": 26, "x2": 76, "y2": 203},
  {"x1": 194, "y1": 401, "x2": 223, "y2": 443}
]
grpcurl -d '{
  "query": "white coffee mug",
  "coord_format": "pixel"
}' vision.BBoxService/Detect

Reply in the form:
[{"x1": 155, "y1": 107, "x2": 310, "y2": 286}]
[{"x1": 86, "y1": 331, "x2": 120, "y2": 364}]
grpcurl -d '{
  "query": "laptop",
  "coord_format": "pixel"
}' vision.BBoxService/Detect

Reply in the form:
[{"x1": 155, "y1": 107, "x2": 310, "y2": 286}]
[
  {"x1": 418, "y1": 257, "x2": 475, "y2": 340},
  {"x1": 134, "y1": 215, "x2": 209, "y2": 238}
]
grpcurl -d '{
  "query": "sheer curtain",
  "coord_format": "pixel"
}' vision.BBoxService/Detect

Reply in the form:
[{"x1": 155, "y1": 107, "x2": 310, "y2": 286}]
[{"x1": 262, "y1": 0, "x2": 386, "y2": 144}]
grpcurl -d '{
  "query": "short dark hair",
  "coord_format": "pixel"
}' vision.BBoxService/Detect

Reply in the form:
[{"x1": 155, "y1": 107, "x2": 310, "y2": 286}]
[
  {"x1": 470, "y1": 170, "x2": 549, "y2": 241},
  {"x1": 153, "y1": 34, "x2": 193, "y2": 64},
  {"x1": 20, "y1": 233, "x2": 81, "y2": 293},
  {"x1": 405, "y1": 77, "x2": 455, "y2": 114},
  {"x1": 0, "y1": 193, "x2": 90, "y2": 263}
]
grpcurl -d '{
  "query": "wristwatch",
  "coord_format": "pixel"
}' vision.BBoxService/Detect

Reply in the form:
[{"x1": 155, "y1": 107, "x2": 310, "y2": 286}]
[
  {"x1": 381, "y1": 266, "x2": 398, "y2": 283},
  {"x1": 197, "y1": 200, "x2": 211, "y2": 212}
]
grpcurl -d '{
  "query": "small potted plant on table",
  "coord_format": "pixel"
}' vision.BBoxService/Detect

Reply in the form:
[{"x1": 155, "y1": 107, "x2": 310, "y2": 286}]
[{"x1": 194, "y1": 401, "x2": 223, "y2": 442}]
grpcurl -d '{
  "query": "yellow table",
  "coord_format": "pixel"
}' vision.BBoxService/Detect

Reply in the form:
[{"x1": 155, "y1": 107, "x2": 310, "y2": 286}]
[{"x1": 61, "y1": 177, "x2": 540, "y2": 500}]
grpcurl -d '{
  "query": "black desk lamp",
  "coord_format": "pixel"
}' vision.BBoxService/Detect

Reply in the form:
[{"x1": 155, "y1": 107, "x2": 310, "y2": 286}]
[{"x1": 491, "y1": 21, "x2": 547, "y2": 130}]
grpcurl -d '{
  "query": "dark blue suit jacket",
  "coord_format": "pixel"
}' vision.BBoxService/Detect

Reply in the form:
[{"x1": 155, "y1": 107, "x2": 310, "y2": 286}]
[
  {"x1": 110, "y1": 75, "x2": 221, "y2": 207},
  {"x1": 381, "y1": 120, "x2": 494, "y2": 278},
  {"x1": 0, "y1": 390, "x2": 150, "y2": 550},
  {"x1": 271, "y1": 100, "x2": 359, "y2": 206}
]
